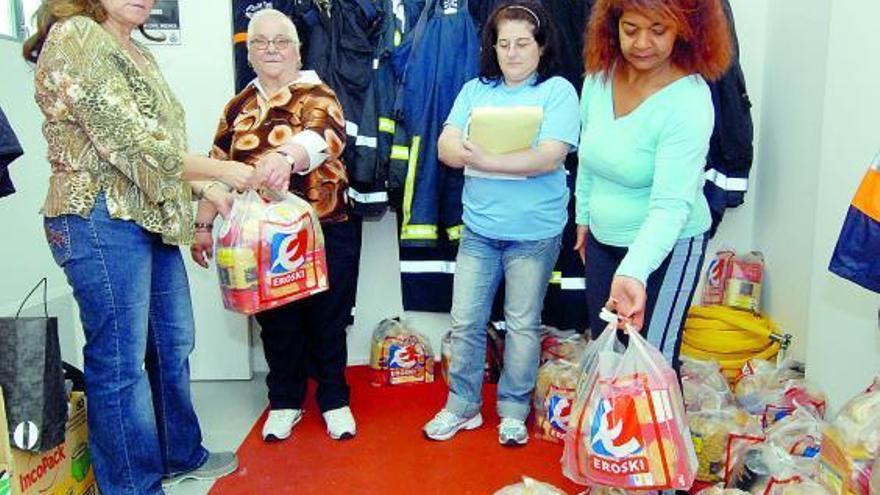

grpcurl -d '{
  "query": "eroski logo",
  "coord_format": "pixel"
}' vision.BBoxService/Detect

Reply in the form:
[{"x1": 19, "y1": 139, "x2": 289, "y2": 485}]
[
  {"x1": 546, "y1": 395, "x2": 571, "y2": 432},
  {"x1": 590, "y1": 396, "x2": 643, "y2": 458},
  {"x1": 388, "y1": 343, "x2": 422, "y2": 369},
  {"x1": 269, "y1": 227, "x2": 308, "y2": 274},
  {"x1": 707, "y1": 258, "x2": 724, "y2": 287}
]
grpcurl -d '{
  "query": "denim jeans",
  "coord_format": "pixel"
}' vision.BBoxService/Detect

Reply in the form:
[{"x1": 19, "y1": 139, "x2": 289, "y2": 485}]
[
  {"x1": 44, "y1": 194, "x2": 207, "y2": 495},
  {"x1": 445, "y1": 227, "x2": 561, "y2": 421}
]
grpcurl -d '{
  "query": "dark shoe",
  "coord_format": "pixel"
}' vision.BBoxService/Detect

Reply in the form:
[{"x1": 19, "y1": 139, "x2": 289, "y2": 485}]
[{"x1": 162, "y1": 451, "x2": 238, "y2": 488}]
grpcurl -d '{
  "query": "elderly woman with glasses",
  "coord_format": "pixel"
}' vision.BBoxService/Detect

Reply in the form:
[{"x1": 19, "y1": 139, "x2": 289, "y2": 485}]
[
  {"x1": 191, "y1": 8, "x2": 359, "y2": 442},
  {"x1": 422, "y1": 0, "x2": 579, "y2": 446}
]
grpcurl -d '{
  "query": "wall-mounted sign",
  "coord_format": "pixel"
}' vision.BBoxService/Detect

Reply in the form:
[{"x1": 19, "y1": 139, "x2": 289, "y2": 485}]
[{"x1": 141, "y1": 0, "x2": 181, "y2": 45}]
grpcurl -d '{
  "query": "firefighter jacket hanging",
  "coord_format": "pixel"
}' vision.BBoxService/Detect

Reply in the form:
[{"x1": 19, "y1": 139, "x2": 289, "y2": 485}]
[
  {"x1": 349, "y1": 0, "x2": 426, "y2": 217},
  {"x1": 0, "y1": 105, "x2": 22, "y2": 198},
  {"x1": 389, "y1": 0, "x2": 479, "y2": 312},
  {"x1": 704, "y1": 0, "x2": 754, "y2": 236},
  {"x1": 304, "y1": 0, "x2": 383, "y2": 181},
  {"x1": 390, "y1": 0, "x2": 479, "y2": 245}
]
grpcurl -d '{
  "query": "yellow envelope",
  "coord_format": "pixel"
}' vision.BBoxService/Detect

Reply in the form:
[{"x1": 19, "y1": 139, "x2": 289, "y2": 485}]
[{"x1": 467, "y1": 106, "x2": 543, "y2": 154}]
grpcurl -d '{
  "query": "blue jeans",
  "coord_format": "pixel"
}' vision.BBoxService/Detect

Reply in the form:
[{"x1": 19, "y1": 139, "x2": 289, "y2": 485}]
[
  {"x1": 44, "y1": 194, "x2": 208, "y2": 495},
  {"x1": 445, "y1": 227, "x2": 561, "y2": 421}
]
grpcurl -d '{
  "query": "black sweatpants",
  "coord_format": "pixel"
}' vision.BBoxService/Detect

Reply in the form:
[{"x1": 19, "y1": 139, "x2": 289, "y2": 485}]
[
  {"x1": 584, "y1": 231, "x2": 708, "y2": 370},
  {"x1": 255, "y1": 220, "x2": 361, "y2": 412}
]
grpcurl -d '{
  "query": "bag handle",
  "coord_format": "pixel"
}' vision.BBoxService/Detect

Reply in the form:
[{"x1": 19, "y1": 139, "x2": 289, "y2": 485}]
[{"x1": 15, "y1": 277, "x2": 49, "y2": 319}]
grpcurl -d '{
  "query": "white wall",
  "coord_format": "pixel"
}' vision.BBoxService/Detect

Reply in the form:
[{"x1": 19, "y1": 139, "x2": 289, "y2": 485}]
[
  {"x1": 750, "y1": 0, "x2": 832, "y2": 360},
  {"x1": 804, "y1": 0, "x2": 880, "y2": 408},
  {"x1": 747, "y1": 0, "x2": 880, "y2": 410}
]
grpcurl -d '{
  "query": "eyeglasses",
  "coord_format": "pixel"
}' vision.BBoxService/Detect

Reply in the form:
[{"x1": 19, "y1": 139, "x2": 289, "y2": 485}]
[{"x1": 249, "y1": 37, "x2": 295, "y2": 51}]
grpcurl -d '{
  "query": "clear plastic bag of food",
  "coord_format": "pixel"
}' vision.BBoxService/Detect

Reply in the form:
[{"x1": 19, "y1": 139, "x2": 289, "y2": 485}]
[
  {"x1": 541, "y1": 327, "x2": 589, "y2": 365},
  {"x1": 563, "y1": 310, "x2": 697, "y2": 490},
  {"x1": 493, "y1": 476, "x2": 568, "y2": 495},
  {"x1": 215, "y1": 190, "x2": 327, "y2": 314},
  {"x1": 690, "y1": 407, "x2": 762, "y2": 483},
  {"x1": 818, "y1": 378, "x2": 880, "y2": 495},
  {"x1": 765, "y1": 407, "x2": 824, "y2": 459},
  {"x1": 368, "y1": 318, "x2": 435, "y2": 386},
  {"x1": 698, "y1": 485, "x2": 751, "y2": 495},
  {"x1": 726, "y1": 443, "x2": 802, "y2": 495},
  {"x1": 771, "y1": 478, "x2": 834, "y2": 495},
  {"x1": 734, "y1": 359, "x2": 821, "y2": 426},
  {"x1": 682, "y1": 356, "x2": 735, "y2": 412},
  {"x1": 534, "y1": 359, "x2": 578, "y2": 443}
]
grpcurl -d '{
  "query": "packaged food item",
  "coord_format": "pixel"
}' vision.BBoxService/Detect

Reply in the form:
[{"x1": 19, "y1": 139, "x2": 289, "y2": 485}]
[
  {"x1": 582, "y1": 487, "x2": 643, "y2": 495},
  {"x1": 215, "y1": 190, "x2": 327, "y2": 314},
  {"x1": 369, "y1": 319, "x2": 435, "y2": 386},
  {"x1": 726, "y1": 444, "x2": 801, "y2": 495},
  {"x1": 689, "y1": 408, "x2": 762, "y2": 483},
  {"x1": 723, "y1": 252, "x2": 764, "y2": 312},
  {"x1": 493, "y1": 476, "x2": 568, "y2": 495},
  {"x1": 734, "y1": 359, "x2": 816, "y2": 423},
  {"x1": 765, "y1": 407, "x2": 823, "y2": 459},
  {"x1": 770, "y1": 478, "x2": 834, "y2": 495},
  {"x1": 761, "y1": 381, "x2": 827, "y2": 428},
  {"x1": 533, "y1": 359, "x2": 578, "y2": 443},
  {"x1": 817, "y1": 378, "x2": 880, "y2": 495},
  {"x1": 773, "y1": 478, "x2": 834, "y2": 495},
  {"x1": 702, "y1": 249, "x2": 736, "y2": 306},
  {"x1": 698, "y1": 485, "x2": 751, "y2": 495},
  {"x1": 563, "y1": 313, "x2": 697, "y2": 490},
  {"x1": 541, "y1": 327, "x2": 588, "y2": 364},
  {"x1": 681, "y1": 356, "x2": 735, "y2": 412}
]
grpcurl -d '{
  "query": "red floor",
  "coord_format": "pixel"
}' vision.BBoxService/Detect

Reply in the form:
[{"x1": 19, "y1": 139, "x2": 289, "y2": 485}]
[{"x1": 211, "y1": 365, "x2": 585, "y2": 494}]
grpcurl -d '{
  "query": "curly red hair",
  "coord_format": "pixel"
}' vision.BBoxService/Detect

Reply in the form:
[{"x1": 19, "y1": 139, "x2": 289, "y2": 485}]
[{"x1": 584, "y1": 0, "x2": 732, "y2": 81}]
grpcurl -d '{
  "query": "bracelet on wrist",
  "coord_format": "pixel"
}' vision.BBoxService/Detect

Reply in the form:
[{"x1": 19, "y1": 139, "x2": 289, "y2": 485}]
[
  {"x1": 194, "y1": 222, "x2": 214, "y2": 231},
  {"x1": 202, "y1": 181, "x2": 226, "y2": 199}
]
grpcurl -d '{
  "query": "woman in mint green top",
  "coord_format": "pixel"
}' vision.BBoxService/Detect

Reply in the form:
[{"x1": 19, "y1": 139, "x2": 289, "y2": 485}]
[{"x1": 574, "y1": 0, "x2": 731, "y2": 367}]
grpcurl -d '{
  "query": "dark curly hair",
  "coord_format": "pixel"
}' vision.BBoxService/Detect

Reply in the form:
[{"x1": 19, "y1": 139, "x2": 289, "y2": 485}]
[
  {"x1": 584, "y1": 0, "x2": 732, "y2": 81},
  {"x1": 478, "y1": 0, "x2": 562, "y2": 86}
]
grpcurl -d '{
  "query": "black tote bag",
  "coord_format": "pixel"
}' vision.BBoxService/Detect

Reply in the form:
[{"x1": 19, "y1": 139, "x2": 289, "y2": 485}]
[{"x1": 0, "y1": 278, "x2": 67, "y2": 452}]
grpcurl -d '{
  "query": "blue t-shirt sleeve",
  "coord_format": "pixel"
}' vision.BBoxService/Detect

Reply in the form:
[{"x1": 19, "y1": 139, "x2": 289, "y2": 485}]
[
  {"x1": 537, "y1": 77, "x2": 580, "y2": 149},
  {"x1": 445, "y1": 78, "x2": 477, "y2": 131}
]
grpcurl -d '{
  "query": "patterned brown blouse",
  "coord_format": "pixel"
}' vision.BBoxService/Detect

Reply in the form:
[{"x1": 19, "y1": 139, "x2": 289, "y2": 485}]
[
  {"x1": 210, "y1": 73, "x2": 349, "y2": 224},
  {"x1": 34, "y1": 16, "x2": 193, "y2": 245}
]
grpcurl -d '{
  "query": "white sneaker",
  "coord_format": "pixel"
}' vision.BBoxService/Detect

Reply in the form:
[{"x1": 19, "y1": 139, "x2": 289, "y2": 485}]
[
  {"x1": 322, "y1": 406, "x2": 356, "y2": 440},
  {"x1": 498, "y1": 417, "x2": 528, "y2": 446},
  {"x1": 262, "y1": 409, "x2": 303, "y2": 442},
  {"x1": 423, "y1": 409, "x2": 483, "y2": 441}
]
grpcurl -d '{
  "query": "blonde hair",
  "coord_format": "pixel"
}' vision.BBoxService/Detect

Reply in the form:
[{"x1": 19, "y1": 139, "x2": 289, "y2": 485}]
[
  {"x1": 22, "y1": 0, "x2": 107, "y2": 63},
  {"x1": 247, "y1": 8, "x2": 300, "y2": 45}
]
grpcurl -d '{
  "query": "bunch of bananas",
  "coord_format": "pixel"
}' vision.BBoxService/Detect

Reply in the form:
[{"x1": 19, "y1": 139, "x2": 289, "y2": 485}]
[{"x1": 681, "y1": 305, "x2": 782, "y2": 380}]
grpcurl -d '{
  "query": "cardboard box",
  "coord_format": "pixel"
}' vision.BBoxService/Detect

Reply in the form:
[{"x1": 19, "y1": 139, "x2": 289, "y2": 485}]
[{"x1": 0, "y1": 388, "x2": 97, "y2": 495}]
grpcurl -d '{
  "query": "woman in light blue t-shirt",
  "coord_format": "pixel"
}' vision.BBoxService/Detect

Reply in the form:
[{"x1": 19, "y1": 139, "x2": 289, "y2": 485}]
[
  {"x1": 422, "y1": 0, "x2": 580, "y2": 446},
  {"x1": 574, "y1": 0, "x2": 732, "y2": 368}
]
